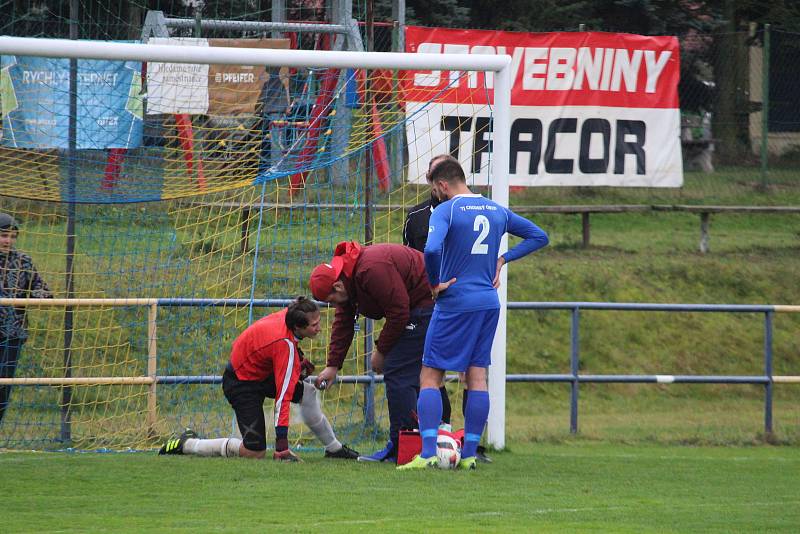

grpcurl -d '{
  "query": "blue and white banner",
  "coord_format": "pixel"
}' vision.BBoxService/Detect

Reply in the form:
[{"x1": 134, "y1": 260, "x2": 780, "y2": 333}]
[{"x1": 0, "y1": 55, "x2": 143, "y2": 149}]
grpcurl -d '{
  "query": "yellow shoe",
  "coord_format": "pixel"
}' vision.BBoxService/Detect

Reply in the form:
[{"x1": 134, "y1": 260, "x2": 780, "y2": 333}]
[
  {"x1": 396, "y1": 454, "x2": 438, "y2": 470},
  {"x1": 457, "y1": 456, "x2": 477, "y2": 470}
]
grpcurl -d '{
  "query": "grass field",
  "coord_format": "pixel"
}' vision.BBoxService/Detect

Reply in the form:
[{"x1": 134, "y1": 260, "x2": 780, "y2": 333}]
[
  {"x1": 1, "y1": 167, "x2": 799, "y2": 531},
  {"x1": 3, "y1": 442, "x2": 799, "y2": 532}
]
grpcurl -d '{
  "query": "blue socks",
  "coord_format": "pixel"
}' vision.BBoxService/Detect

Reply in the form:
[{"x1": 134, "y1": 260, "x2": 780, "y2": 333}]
[
  {"x1": 462, "y1": 390, "x2": 489, "y2": 459},
  {"x1": 417, "y1": 388, "x2": 442, "y2": 458},
  {"x1": 419, "y1": 387, "x2": 489, "y2": 459}
]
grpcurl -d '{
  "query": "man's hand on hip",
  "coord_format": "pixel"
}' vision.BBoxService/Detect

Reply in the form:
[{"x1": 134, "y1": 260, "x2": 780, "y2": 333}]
[
  {"x1": 493, "y1": 257, "x2": 506, "y2": 289},
  {"x1": 431, "y1": 277, "x2": 457, "y2": 300}
]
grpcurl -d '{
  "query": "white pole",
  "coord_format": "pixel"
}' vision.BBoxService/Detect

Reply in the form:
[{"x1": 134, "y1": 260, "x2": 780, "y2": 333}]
[
  {"x1": 0, "y1": 36, "x2": 509, "y2": 72},
  {"x1": 487, "y1": 63, "x2": 512, "y2": 451}
]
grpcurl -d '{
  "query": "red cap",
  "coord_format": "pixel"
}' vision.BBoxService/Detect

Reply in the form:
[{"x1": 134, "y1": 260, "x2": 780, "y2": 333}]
[{"x1": 309, "y1": 256, "x2": 345, "y2": 301}]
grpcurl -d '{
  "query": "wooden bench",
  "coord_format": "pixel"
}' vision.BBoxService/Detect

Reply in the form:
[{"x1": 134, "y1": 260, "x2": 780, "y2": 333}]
[
  {"x1": 189, "y1": 202, "x2": 800, "y2": 254},
  {"x1": 514, "y1": 204, "x2": 800, "y2": 253}
]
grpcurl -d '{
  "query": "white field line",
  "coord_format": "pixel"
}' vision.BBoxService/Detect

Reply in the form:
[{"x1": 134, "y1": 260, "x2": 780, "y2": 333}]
[
  {"x1": 305, "y1": 501, "x2": 800, "y2": 527},
  {"x1": 518, "y1": 499, "x2": 800, "y2": 516},
  {"x1": 538, "y1": 451, "x2": 800, "y2": 463}
]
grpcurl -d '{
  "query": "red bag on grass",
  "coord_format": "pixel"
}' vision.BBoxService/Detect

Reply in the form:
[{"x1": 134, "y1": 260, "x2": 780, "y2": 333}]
[{"x1": 397, "y1": 428, "x2": 464, "y2": 465}]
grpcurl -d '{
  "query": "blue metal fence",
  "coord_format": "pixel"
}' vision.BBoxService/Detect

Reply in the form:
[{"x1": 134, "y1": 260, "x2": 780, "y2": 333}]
[{"x1": 150, "y1": 298, "x2": 797, "y2": 436}]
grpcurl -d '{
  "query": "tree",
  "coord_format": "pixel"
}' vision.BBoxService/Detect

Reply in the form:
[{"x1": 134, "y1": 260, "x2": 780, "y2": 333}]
[
  {"x1": 404, "y1": 0, "x2": 471, "y2": 28},
  {"x1": 466, "y1": 0, "x2": 595, "y2": 32}
]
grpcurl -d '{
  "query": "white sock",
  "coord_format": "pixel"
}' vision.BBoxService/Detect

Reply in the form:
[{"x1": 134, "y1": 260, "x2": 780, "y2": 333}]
[
  {"x1": 299, "y1": 381, "x2": 342, "y2": 452},
  {"x1": 184, "y1": 438, "x2": 242, "y2": 457},
  {"x1": 223, "y1": 438, "x2": 242, "y2": 457}
]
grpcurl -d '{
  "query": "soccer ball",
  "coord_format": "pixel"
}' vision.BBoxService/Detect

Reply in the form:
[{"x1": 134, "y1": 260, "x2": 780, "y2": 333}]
[{"x1": 435, "y1": 435, "x2": 461, "y2": 469}]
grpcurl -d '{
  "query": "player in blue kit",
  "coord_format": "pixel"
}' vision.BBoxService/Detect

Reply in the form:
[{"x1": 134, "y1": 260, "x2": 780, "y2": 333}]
[{"x1": 399, "y1": 154, "x2": 549, "y2": 470}]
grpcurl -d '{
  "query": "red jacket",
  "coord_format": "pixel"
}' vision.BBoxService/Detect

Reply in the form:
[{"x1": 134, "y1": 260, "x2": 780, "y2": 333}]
[
  {"x1": 229, "y1": 308, "x2": 300, "y2": 427},
  {"x1": 327, "y1": 244, "x2": 433, "y2": 368}
]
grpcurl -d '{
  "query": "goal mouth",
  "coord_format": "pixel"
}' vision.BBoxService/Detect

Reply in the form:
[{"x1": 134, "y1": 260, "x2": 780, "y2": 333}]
[{"x1": 0, "y1": 36, "x2": 511, "y2": 451}]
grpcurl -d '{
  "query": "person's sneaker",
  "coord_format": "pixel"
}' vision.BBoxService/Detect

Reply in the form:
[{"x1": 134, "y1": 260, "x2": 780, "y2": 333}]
[
  {"x1": 273, "y1": 449, "x2": 302, "y2": 462},
  {"x1": 324, "y1": 444, "x2": 360, "y2": 460},
  {"x1": 357, "y1": 439, "x2": 395, "y2": 462},
  {"x1": 397, "y1": 454, "x2": 438, "y2": 470},
  {"x1": 158, "y1": 428, "x2": 198, "y2": 455},
  {"x1": 476, "y1": 445, "x2": 493, "y2": 463},
  {"x1": 458, "y1": 456, "x2": 477, "y2": 470}
]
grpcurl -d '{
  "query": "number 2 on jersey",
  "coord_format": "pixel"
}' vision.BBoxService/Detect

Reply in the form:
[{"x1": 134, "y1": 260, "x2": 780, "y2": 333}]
[{"x1": 471, "y1": 215, "x2": 490, "y2": 254}]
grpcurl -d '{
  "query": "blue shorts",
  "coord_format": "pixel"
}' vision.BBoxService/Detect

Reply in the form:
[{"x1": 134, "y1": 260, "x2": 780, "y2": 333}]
[{"x1": 423, "y1": 308, "x2": 500, "y2": 372}]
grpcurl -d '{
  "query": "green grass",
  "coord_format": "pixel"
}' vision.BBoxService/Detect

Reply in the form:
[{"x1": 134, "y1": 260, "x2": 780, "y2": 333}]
[
  {"x1": 3, "y1": 443, "x2": 799, "y2": 532},
  {"x1": 2, "y1": 167, "x2": 800, "y2": 449}
]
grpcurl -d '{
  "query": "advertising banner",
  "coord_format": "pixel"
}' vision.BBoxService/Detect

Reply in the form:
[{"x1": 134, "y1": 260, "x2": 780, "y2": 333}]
[
  {"x1": 0, "y1": 55, "x2": 142, "y2": 149},
  {"x1": 405, "y1": 27, "x2": 682, "y2": 187},
  {"x1": 146, "y1": 38, "x2": 291, "y2": 116},
  {"x1": 146, "y1": 37, "x2": 209, "y2": 115}
]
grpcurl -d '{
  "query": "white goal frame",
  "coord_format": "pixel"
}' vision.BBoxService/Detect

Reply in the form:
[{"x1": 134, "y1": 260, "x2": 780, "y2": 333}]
[{"x1": 0, "y1": 35, "x2": 513, "y2": 449}]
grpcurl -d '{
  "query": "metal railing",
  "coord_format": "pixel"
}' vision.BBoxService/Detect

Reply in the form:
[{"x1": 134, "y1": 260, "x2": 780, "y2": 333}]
[
  {"x1": 1, "y1": 298, "x2": 797, "y2": 439},
  {"x1": 506, "y1": 301, "x2": 800, "y2": 435}
]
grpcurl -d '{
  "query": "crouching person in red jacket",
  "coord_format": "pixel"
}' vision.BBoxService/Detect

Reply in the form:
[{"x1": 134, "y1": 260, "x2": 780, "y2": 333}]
[{"x1": 159, "y1": 297, "x2": 359, "y2": 461}]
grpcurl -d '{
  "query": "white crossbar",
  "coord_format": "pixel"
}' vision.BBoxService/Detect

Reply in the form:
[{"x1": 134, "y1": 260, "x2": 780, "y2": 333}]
[{"x1": 0, "y1": 36, "x2": 511, "y2": 72}]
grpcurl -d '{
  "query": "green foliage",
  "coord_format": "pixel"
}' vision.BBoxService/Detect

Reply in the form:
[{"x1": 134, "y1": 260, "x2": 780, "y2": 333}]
[
  {"x1": 469, "y1": 0, "x2": 596, "y2": 32},
  {"x1": 405, "y1": 0, "x2": 471, "y2": 28}
]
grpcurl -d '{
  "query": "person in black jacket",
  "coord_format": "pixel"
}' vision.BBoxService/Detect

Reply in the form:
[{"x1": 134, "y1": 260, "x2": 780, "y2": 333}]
[
  {"x1": 402, "y1": 192, "x2": 492, "y2": 463},
  {"x1": 0, "y1": 213, "x2": 52, "y2": 426},
  {"x1": 402, "y1": 194, "x2": 440, "y2": 255}
]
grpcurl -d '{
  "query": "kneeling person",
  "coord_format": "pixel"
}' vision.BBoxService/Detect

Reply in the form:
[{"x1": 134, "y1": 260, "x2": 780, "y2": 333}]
[{"x1": 159, "y1": 297, "x2": 359, "y2": 461}]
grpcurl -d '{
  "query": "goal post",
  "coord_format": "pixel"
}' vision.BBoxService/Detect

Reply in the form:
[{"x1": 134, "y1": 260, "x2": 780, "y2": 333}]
[{"x1": 0, "y1": 36, "x2": 512, "y2": 450}]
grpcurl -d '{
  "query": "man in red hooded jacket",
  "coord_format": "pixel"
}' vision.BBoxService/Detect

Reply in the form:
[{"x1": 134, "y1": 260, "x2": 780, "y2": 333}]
[{"x1": 309, "y1": 242, "x2": 433, "y2": 462}]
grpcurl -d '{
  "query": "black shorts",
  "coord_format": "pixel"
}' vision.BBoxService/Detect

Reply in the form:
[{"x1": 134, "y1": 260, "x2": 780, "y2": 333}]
[{"x1": 222, "y1": 366, "x2": 305, "y2": 451}]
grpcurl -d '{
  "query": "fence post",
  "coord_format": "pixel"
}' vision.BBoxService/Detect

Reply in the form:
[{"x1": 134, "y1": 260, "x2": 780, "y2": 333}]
[
  {"x1": 581, "y1": 213, "x2": 590, "y2": 248},
  {"x1": 699, "y1": 212, "x2": 710, "y2": 253},
  {"x1": 760, "y1": 23, "x2": 770, "y2": 188},
  {"x1": 570, "y1": 307, "x2": 580, "y2": 434},
  {"x1": 61, "y1": 0, "x2": 80, "y2": 445},
  {"x1": 193, "y1": 5, "x2": 202, "y2": 37},
  {"x1": 363, "y1": 318, "x2": 375, "y2": 426},
  {"x1": 763, "y1": 310, "x2": 774, "y2": 437},
  {"x1": 147, "y1": 303, "x2": 158, "y2": 436},
  {"x1": 390, "y1": 19, "x2": 405, "y2": 188},
  {"x1": 363, "y1": 18, "x2": 376, "y2": 426},
  {"x1": 240, "y1": 206, "x2": 251, "y2": 253}
]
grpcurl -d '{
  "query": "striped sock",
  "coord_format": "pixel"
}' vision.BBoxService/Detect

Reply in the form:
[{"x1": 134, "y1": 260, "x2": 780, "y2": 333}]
[
  {"x1": 417, "y1": 388, "x2": 442, "y2": 459},
  {"x1": 462, "y1": 390, "x2": 489, "y2": 459}
]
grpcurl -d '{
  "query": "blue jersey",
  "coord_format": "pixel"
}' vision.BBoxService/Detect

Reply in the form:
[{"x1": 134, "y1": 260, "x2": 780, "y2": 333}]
[{"x1": 424, "y1": 194, "x2": 548, "y2": 312}]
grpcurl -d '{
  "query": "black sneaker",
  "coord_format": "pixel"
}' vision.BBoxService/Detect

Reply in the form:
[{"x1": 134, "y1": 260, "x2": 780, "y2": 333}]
[
  {"x1": 476, "y1": 445, "x2": 492, "y2": 463},
  {"x1": 158, "y1": 428, "x2": 198, "y2": 455},
  {"x1": 324, "y1": 444, "x2": 360, "y2": 460}
]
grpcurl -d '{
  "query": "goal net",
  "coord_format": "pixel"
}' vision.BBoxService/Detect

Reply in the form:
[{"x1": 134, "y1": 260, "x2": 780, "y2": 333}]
[{"x1": 0, "y1": 36, "x2": 510, "y2": 451}]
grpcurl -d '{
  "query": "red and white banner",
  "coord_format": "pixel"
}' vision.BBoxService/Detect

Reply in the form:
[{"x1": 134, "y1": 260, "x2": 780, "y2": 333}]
[{"x1": 404, "y1": 27, "x2": 682, "y2": 187}]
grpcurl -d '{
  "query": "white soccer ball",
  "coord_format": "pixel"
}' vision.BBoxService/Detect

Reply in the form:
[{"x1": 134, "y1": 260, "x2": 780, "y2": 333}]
[{"x1": 435, "y1": 435, "x2": 461, "y2": 469}]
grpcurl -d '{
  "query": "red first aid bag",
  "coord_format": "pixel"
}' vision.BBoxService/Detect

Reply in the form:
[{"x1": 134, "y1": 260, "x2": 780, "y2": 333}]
[{"x1": 397, "y1": 428, "x2": 464, "y2": 465}]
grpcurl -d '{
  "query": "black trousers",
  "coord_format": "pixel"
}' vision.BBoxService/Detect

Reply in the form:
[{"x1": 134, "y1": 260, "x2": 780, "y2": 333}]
[
  {"x1": 222, "y1": 365, "x2": 305, "y2": 452},
  {"x1": 382, "y1": 307, "x2": 432, "y2": 453},
  {"x1": 0, "y1": 337, "x2": 24, "y2": 426}
]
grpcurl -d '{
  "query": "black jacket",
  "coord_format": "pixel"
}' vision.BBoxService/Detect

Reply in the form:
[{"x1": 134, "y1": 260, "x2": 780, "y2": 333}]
[{"x1": 402, "y1": 198, "x2": 437, "y2": 253}]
